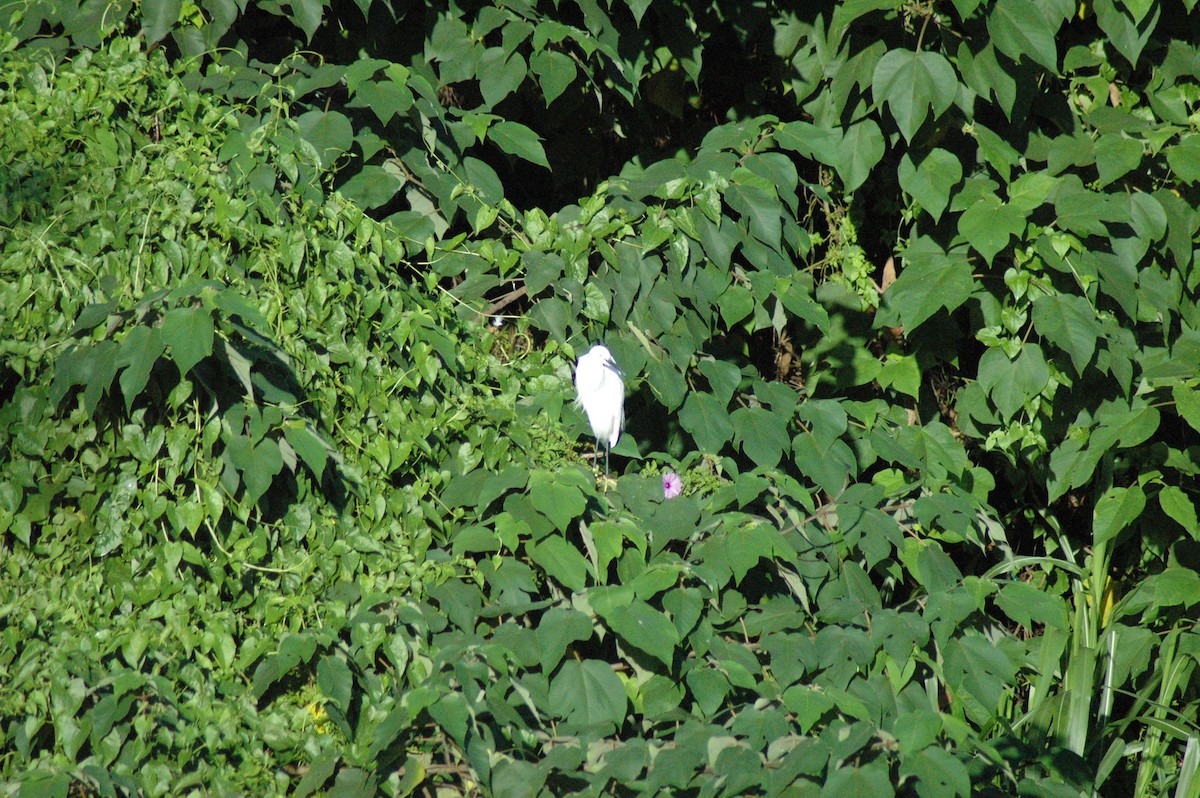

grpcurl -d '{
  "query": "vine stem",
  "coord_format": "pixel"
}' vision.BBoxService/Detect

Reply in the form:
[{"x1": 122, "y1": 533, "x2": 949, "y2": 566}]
[{"x1": 916, "y1": 1, "x2": 935, "y2": 53}]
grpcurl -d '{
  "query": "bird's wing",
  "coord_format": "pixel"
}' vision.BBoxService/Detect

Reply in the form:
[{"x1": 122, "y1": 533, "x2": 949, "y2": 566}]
[{"x1": 610, "y1": 402, "x2": 623, "y2": 448}]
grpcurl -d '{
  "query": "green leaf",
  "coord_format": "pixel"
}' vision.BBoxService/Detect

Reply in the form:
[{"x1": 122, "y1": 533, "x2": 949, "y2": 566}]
[
  {"x1": 243, "y1": 440, "x2": 284, "y2": 505},
  {"x1": 793, "y1": 433, "x2": 855, "y2": 495},
  {"x1": 898, "y1": 746, "x2": 970, "y2": 798},
  {"x1": 338, "y1": 165, "x2": 404, "y2": 209},
  {"x1": 1052, "y1": 179, "x2": 1123, "y2": 236},
  {"x1": 462, "y1": 156, "x2": 504, "y2": 204},
  {"x1": 798, "y1": 400, "x2": 849, "y2": 448},
  {"x1": 1047, "y1": 402, "x2": 1158, "y2": 501},
  {"x1": 724, "y1": 523, "x2": 776, "y2": 584},
  {"x1": 17, "y1": 773, "x2": 73, "y2": 798},
  {"x1": 116, "y1": 326, "x2": 166, "y2": 412},
  {"x1": 252, "y1": 635, "x2": 317, "y2": 699},
  {"x1": 833, "y1": 0, "x2": 907, "y2": 27},
  {"x1": 479, "y1": 48, "x2": 528, "y2": 107},
  {"x1": 882, "y1": 238, "x2": 974, "y2": 331},
  {"x1": 490, "y1": 760, "x2": 547, "y2": 798},
  {"x1": 328, "y1": 768, "x2": 373, "y2": 798},
  {"x1": 1046, "y1": 439, "x2": 1099, "y2": 503},
  {"x1": 594, "y1": 598, "x2": 680, "y2": 667},
  {"x1": 719, "y1": 284, "x2": 754, "y2": 328},
  {"x1": 531, "y1": 49, "x2": 577, "y2": 105},
  {"x1": 427, "y1": 16, "x2": 474, "y2": 69},
  {"x1": 451, "y1": 525, "x2": 500, "y2": 556},
  {"x1": 732, "y1": 406, "x2": 788, "y2": 469},
  {"x1": 1166, "y1": 135, "x2": 1200, "y2": 183},
  {"x1": 872, "y1": 49, "x2": 957, "y2": 142},
  {"x1": 914, "y1": 544, "x2": 965, "y2": 594},
  {"x1": 50, "y1": 340, "x2": 118, "y2": 412},
  {"x1": 1094, "y1": 134, "x2": 1143, "y2": 187},
  {"x1": 678, "y1": 392, "x2": 733, "y2": 454},
  {"x1": 645, "y1": 497, "x2": 700, "y2": 554},
  {"x1": 429, "y1": 692, "x2": 470, "y2": 744},
  {"x1": 160, "y1": 306, "x2": 214, "y2": 376},
  {"x1": 914, "y1": 491, "x2": 979, "y2": 543},
  {"x1": 549, "y1": 659, "x2": 626, "y2": 732},
  {"x1": 1119, "y1": 0, "x2": 1155, "y2": 23},
  {"x1": 821, "y1": 761, "x2": 896, "y2": 798},
  {"x1": 1093, "y1": 485, "x2": 1145, "y2": 545},
  {"x1": 288, "y1": 0, "x2": 325, "y2": 41},
  {"x1": 645, "y1": 356, "x2": 687, "y2": 412},
  {"x1": 988, "y1": 0, "x2": 1059, "y2": 71},
  {"x1": 1173, "y1": 384, "x2": 1200, "y2": 433},
  {"x1": 974, "y1": 123, "x2": 1021, "y2": 181},
  {"x1": 429, "y1": 580, "x2": 483, "y2": 632},
  {"x1": 141, "y1": 0, "x2": 182, "y2": 43},
  {"x1": 877, "y1": 352, "x2": 921, "y2": 399},
  {"x1": 530, "y1": 296, "x2": 570, "y2": 341},
  {"x1": 297, "y1": 110, "x2": 353, "y2": 169},
  {"x1": 727, "y1": 183, "x2": 782, "y2": 252},
  {"x1": 317, "y1": 654, "x2": 354, "y2": 733},
  {"x1": 1093, "y1": 0, "x2": 1158, "y2": 67},
  {"x1": 776, "y1": 120, "x2": 843, "y2": 167},
  {"x1": 960, "y1": 43, "x2": 1017, "y2": 118},
  {"x1": 1007, "y1": 171, "x2": 1058, "y2": 212},
  {"x1": 283, "y1": 424, "x2": 328, "y2": 479},
  {"x1": 295, "y1": 752, "x2": 337, "y2": 798},
  {"x1": 529, "y1": 470, "x2": 587, "y2": 531},
  {"x1": 836, "y1": 120, "x2": 886, "y2": 193},
  {"x1": 487, "y1": 118, "x2": 549, "y2": 166},
  {"x1": 780, "y1": 278, "x2": 831, "y2": 333},
  {"x1": 1032, "y1": 293, "x2": 1101, "y2": 374},
  {"x1": 685, "y1": 666, "x2": 730, "y2": 717},
  {"x1": 441, "y1": 469, "x2": 490, "y2": 508},
  {"x1": 692, "y1": 211, "x2": 737, "y2": 269},
  {"x1": 898, "y1": 148, "x2": 962, "y2": 222},
  {"x1": 524, "y1": 251, "x2": 565, "y2": 295},
  {"x1": 537, "y1": 609, "x2": 594, "y2": 672},
  {"x1": 942, "y1": 634, "x2": 1017, "y2": 723},
  {"x1": 479, "y1": 468, "x2": 529, "y2": 510},
  {"x1": 348, "y1": 75, "x2": 414, "y2": 125},
  {"x1": 996, "y1": 581, "x2": 1069, "y2": 630},
  {"x1": 528, "y1": 536, "x2": 591, "y2": 592},
  {"x1": 698, "y1": 359, "x2": 743, "y2": 407},
  {"x1": 1124, "y1": 569, "x2": 1200, "y2": 612},
  {"x1": 958, "y1": 196, "x2": 1024, "y2": 265},
  {"x1": 213, "y1": 287, "x2": 271, "y2": 334},
  {"x1": 1127, "y1": 193, "x2": 1166, "y2": 242},
  {"x1": 977, "y1": 344, "x2": 1049, "y2": 420},
  {"x1": 587, "y1": 521, "x2": 626, "y2": 578},
  {"x1": 68, "y1": 301, "x2": 116, "y2": 336},
  {"x1": 893, "y1": 710, "x2": 942, "y2": 755},
  {"x1": 913, "y1": 422, "x2": 970, "y2": 479},
  {"x1": 1159, "y1": 486, "x2": 1199, "y2": 537}
]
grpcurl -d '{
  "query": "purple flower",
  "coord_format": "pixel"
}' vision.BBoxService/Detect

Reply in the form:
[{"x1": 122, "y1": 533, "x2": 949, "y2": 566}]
[{"x1": 662, "y1": 472, "x2": 683, "y2": 499}]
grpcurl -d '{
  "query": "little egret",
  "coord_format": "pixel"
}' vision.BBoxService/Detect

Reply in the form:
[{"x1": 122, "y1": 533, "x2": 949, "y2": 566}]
[{"x1": 574, "y1": 344, "x2": 624, "y2": 478}]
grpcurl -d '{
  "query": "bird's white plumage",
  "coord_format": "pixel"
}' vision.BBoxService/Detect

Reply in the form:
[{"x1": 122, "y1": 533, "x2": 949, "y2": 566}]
[{"x1": 574, "y1": 344, "x2": 624, "y2": 450}]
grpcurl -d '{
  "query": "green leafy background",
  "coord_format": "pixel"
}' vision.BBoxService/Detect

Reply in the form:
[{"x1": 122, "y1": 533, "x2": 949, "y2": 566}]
[{"x1": 2, "y1": 0, "x2": 1200, "y2": 795}]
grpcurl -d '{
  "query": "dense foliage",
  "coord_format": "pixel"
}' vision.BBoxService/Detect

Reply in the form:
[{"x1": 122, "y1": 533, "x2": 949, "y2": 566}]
[{"x1": 2, "y1": 0, "x2": 1200, "y2": 796}]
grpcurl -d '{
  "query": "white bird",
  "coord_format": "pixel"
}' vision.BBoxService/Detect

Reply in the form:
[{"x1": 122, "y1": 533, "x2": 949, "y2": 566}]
[{"x1": 574, "y1": 344, "x2": 624, "y2": 478}]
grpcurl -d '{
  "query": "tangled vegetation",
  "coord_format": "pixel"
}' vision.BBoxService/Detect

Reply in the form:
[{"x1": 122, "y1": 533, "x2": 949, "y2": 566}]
[{"x1": 2, "y1": 0, "x2": 1199, "y2": 796}]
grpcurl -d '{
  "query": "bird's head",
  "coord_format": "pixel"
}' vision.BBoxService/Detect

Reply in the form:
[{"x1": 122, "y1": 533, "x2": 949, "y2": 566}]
[{"x1": 577, "y1": 344, "x2": 622, "y2": 385}]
